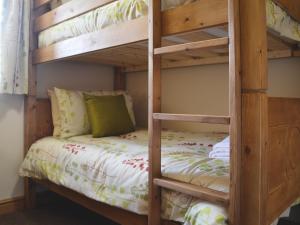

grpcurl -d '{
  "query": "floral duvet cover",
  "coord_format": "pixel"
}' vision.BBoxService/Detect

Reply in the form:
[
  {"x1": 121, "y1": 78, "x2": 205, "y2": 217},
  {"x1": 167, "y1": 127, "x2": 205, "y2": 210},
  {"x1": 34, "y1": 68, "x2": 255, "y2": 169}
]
[{"x1": 20, "y1": 129, "x2": 229, "y2": 225}]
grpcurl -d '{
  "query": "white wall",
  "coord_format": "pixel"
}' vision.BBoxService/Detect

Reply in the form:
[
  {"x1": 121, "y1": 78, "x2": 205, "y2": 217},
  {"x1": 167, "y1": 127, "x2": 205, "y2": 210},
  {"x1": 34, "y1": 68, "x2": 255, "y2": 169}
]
[
  {"x1": 0, "y1": 94, "x2": 24, "y2": 200},
  {"x1": 0, "y1": 62, "x2": 114, "y2": 201},
  {"x1": 127, "y1": 58, "x2": 300, "y2": 132}
]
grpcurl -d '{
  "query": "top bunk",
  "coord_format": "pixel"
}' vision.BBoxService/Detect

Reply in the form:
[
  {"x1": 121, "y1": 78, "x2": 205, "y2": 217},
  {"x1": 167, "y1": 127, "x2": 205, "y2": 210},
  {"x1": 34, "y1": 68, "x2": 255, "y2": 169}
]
[{"x1": 33, "y1": 0, "x2": 300, "y2": 71}]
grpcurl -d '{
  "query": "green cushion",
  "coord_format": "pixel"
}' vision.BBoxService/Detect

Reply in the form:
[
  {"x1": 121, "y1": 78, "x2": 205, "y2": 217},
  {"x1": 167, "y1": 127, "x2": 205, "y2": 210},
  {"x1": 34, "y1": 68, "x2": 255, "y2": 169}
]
[{"x1": 84, "y1": 94, "x2": 134, "y2": 138}]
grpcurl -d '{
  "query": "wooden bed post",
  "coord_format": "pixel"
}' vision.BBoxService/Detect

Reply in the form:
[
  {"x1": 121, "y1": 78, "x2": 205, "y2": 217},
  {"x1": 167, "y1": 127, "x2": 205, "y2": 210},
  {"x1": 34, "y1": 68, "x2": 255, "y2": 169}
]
[
  {"x1": 240, "y1": 0, "x2": 269, "y2": 225},
  {"x1": 148, "y1": 0, "x2": 162, "y2": 225},
  {"x1": 24, "y1": 0, "x2": 38, "y2": 209},
  {"x1": 114, "y1": 67, "x2": 126, "y2": 91},
  {"x1": 228, "y1": 0, "x2": 241, "y2": 224}
]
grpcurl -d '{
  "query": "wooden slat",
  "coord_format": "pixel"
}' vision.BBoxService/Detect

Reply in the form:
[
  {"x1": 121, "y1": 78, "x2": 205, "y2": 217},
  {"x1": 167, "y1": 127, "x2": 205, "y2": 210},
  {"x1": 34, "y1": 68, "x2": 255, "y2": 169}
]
[
  {"x1": 273, "y1": 0, "x2": 300, "y2": 23},
  {"x1": 162, "y1": 0, "x2": 228, "y2": 36},
  {"x1": 34, "y1": 17, "x2": 148, "y2": 64},
  {"x1": 154, "y1": 37, "x2": 229, "y2": 55},
  {"x1": 154, "y1": 178, "x2": 229, "y2": 207},
  {"x1": 35, "y1": 0, "x2": 228, "y2": 33},
  {"x1": 123, "y1": 48, "x2": 295, "y2": 73},
  {"x1": 35, "y1": 0, "x2": 116, "y2": 32},
  {"x1": 34, "y1": 0, "x2": 229, "y2": 64},
  {"x1": 148, "y1": 0, "x2": 162, "y2": 225},
  {"x1": 34, "y1": 0, "x2": 51, "y2": 9},
  {"x1": 153, "y1": 113, "x2": 230, "y2": 125}
]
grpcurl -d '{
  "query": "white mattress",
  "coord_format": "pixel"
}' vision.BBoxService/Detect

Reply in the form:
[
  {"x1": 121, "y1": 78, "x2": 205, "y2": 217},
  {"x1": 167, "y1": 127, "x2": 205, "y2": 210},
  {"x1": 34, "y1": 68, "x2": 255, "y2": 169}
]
[{"x1": 38, "y1": 0, "x2": 300, "y2": 48}]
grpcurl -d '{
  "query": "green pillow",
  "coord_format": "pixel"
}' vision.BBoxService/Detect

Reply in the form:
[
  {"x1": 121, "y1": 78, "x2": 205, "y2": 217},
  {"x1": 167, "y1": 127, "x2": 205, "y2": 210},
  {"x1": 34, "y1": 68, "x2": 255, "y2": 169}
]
[{"x1": 84, "y1": 94, "x2": 134, "y2": 138}]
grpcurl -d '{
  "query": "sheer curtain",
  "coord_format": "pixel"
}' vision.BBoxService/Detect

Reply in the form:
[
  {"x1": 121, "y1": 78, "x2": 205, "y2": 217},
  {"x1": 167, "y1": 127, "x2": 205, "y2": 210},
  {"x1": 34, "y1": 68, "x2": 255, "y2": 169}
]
[{"x1": 0, "y1": 0, "x2": 30, "y2": 95}]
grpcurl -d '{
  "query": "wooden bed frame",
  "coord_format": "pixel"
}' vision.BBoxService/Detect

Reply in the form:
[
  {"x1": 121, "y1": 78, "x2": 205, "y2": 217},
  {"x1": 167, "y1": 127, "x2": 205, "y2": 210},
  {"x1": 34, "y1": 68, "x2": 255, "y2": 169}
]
[{"x1": 24, "y1": 0, "x2": 300, "y2": 225}]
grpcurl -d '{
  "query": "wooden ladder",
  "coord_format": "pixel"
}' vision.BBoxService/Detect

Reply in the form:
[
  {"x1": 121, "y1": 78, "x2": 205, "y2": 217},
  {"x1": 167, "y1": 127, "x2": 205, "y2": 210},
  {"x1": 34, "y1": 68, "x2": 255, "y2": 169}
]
[{"x1": 148, "y1": 0, "x2": 241, "y2": 225}]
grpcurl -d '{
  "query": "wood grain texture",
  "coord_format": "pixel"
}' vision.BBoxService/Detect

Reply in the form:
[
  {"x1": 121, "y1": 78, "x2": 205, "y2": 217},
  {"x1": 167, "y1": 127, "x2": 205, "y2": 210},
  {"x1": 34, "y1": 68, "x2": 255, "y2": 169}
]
[
  {"x1": 32, "y1": 179, "x2": 180, "y2": 225},
  {"x1": 148, "y1": 1, "x2": 162, "y2": 225},
  {"x1": 154, "y1": 37, "x2": 229, "y2": 55},
  {"x1": 124, "y1": 49, "x2": 295, "y2": 72},
  {"x1": 0, "y1": 197, "x2": 24, "y2": 216},
  {"x1": 24, "y1": 0, "x2": 38, "y2": 210},
  {"x1": 34, "y1": 0, "x2": 228, "y2": 64},
  {"x1": 162, "y1": 0, "x2": 227, "y2": 36},
  {"x1": 266, "y1": 98, "x2": 300, "y2": 225},
  {"x1": 240, "y1": 0, "x2": 268, "y2": 90},
  {"x1": 35, "y1": 0, "x2": 116, "y2": 32},
  {"x1": 153, "y1": 113, "x2": 230, "y2": 124},
  {"x1": 36, "y1": 99, "x2": 53, "y2": 140},
  {"x1": 34, "y1": 17, "x2": 148, "y2": 64},
  {"x1": 239, "y1": 1, "x2": 269, "y2": 225},
  {"x1": 228, "y1": 0, "x2": 241, "y2": 224},
  {"x1": 241, "y1": 93, "x2": 269, "y2": 225},
  {"x1": 154, "y1": 178, "x2": 229, "y2": 207},
  {"x1": 273, "y1": 0, "x2": 300, "y2": 23}
]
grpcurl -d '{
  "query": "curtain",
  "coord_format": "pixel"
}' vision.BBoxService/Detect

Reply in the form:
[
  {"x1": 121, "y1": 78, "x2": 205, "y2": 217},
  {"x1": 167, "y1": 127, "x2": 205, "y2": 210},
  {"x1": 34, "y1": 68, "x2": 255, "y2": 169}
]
[{"x1": 0, "y1": 0, "x2": 30, "y2": 95}]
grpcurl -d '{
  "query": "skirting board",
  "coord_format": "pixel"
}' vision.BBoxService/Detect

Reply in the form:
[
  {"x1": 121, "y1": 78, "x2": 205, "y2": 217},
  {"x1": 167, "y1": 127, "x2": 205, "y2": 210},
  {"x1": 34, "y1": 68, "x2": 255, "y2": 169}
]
[{"x1": 0, "y1": 197, "x2": 24, "y2": 216}]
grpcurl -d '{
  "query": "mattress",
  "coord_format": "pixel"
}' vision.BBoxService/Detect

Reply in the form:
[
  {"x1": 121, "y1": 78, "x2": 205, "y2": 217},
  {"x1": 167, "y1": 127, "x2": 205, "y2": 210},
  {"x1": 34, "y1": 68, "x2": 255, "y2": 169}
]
[
  {"x1": 20, "y1": 129, "x2": 229, "y2": 225},
  {"x1": 38, "y1": 0, "x2": 300, "y2": 48}
]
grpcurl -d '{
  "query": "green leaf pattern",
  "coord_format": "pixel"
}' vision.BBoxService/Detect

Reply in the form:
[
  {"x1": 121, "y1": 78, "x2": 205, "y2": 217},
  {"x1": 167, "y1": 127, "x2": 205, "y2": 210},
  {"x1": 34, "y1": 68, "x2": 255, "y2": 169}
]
[{"x1": 20, "y1": 129, "x2": 231, "y2": 224}]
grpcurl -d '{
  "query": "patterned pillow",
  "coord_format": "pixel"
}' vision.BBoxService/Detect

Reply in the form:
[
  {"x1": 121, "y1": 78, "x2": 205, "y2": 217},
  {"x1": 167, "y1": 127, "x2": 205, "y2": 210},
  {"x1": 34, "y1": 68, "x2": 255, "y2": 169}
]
[
  {"x1": 48, "y1": 90, "x2": 61, "y2": 137},
  {"x1": 54, "y1": 87, "x2": 136, "y2": 138},
  {"x1": 54, "y1": 88, "x2": 90, "y2": 138}
]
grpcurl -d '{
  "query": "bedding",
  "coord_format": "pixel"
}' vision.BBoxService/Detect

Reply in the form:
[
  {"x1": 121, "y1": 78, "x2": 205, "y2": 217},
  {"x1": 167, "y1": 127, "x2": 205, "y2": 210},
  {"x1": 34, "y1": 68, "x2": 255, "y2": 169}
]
[
  {"x1": 38, "y1": 0, "x2": 300, "y2": 48},
  {"x1": 52, "y1": 88, "x2": 136, "y2": 138},
  {"x1": 20, "y1": 129, "x2": 229, "y2": 225}
]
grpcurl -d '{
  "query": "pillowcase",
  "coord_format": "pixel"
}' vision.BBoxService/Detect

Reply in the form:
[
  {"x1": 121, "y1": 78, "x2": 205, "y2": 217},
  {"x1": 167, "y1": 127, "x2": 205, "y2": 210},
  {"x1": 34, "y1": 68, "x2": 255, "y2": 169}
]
[
  {"x1": 54, "y1": 88, "x2": 90, "y2": 138},
  {"x1": 84, "y1": 94, "x2": 134, "y2": 138},
  {"x1": 90, "y1": 90, "x2": 136, "y2": 126},
  {"x1": 53, "y1": 87, "x2": 136, "y2": 138},
  {"x1": 48, "y1": 90, "x2": 61, "y2": 137}
]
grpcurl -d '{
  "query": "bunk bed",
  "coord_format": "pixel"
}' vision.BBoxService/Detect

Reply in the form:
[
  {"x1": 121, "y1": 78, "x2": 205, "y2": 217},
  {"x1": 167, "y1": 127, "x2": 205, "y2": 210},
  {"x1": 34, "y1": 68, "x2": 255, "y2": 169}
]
[{"x1": 22, "y1": 0, "x2": 300, "y2": 225}]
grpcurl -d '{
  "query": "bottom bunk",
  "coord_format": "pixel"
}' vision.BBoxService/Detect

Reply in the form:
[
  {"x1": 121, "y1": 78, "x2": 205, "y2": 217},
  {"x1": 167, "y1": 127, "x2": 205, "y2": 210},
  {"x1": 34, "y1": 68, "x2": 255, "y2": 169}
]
[
  {"x1": 20, "y1": 129, "x2": 229, "y2": 225},
  {"x1": 21, "y1": 97, "x2": 300, "y2": 225}
]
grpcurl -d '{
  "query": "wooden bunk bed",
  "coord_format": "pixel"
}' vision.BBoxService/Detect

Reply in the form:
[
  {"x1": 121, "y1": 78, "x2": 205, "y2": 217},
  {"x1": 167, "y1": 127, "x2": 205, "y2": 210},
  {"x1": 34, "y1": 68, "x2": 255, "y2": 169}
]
[{"x1": 24, "y1": 0, "x2": 300, "y2": 225}]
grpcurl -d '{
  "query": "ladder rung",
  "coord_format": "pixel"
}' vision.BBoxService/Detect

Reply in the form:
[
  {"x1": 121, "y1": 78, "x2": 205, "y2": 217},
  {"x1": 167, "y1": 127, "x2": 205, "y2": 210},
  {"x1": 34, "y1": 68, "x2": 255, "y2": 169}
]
[
  {"x1": 154, "y1": 178, "x2": 229, "y2": 207},
  {"x1": 154, "y1": 37, "x2": 229, "y2": 55},
  {"x1": 153, "y1": 113, "x2": 230, "y2": 125}
]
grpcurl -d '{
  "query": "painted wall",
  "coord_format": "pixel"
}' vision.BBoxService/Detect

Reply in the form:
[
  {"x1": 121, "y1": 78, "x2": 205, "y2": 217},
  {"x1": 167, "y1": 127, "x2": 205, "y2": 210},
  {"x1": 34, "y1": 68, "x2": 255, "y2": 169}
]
[
  {"x1": 0, "y1": 62, "x2": 114, "y2": 201},
  {"x1": 127, "y1": 58, "x2": 300, "y2": 132}
]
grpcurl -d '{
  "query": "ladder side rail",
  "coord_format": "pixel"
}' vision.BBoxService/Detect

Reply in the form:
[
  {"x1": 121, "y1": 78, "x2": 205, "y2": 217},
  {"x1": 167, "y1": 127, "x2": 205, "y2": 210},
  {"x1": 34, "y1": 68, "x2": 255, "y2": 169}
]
[
  {"x1": 148, "y1": 0, "x2": 162, "y2": 225},
  {"x1": 228, "y1": 0, "x2": 242, "y2": 224}
]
